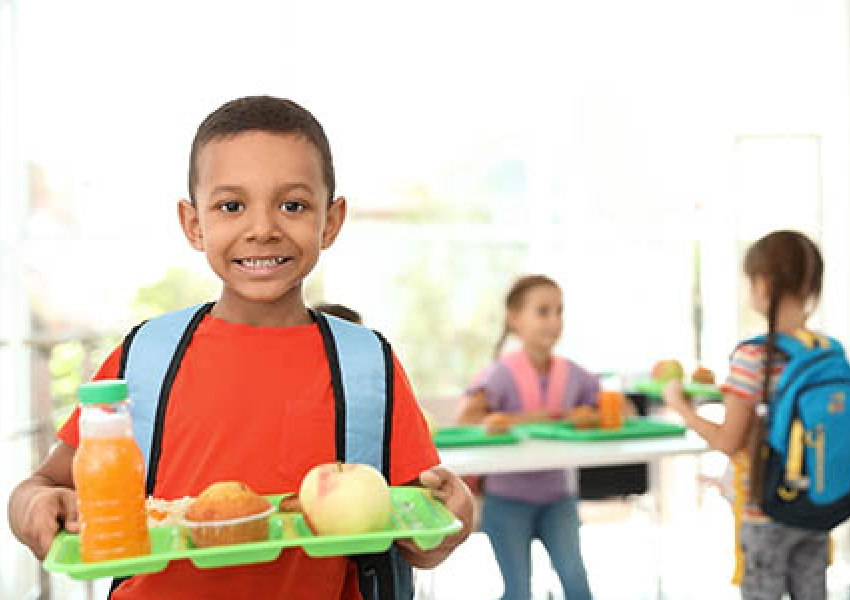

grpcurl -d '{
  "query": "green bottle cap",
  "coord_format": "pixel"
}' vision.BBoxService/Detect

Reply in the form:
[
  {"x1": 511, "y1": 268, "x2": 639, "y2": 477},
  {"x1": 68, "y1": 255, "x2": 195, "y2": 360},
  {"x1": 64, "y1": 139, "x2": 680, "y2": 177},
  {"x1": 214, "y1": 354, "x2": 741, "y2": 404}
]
[{"x1": 78, "y1": 380, "x2": 129, "y2": 404}]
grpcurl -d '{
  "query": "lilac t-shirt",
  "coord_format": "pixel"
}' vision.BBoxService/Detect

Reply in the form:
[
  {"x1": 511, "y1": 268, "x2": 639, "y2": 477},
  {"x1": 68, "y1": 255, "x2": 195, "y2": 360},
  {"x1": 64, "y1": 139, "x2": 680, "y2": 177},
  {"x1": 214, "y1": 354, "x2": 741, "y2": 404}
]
[{"x1": 467, "y1": 356, "x2": 599, "y2": 504}]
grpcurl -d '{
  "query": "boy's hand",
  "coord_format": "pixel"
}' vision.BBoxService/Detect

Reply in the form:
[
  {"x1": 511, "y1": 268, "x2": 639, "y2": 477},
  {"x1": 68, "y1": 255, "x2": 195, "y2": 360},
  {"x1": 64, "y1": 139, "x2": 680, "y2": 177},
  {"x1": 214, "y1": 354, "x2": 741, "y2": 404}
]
[
  {"x1": 11, "y1": 484, "x2": 79, "y2": 560},
  {"x1": 396, "y1": 466, "x2": 473, "y2": 569}
]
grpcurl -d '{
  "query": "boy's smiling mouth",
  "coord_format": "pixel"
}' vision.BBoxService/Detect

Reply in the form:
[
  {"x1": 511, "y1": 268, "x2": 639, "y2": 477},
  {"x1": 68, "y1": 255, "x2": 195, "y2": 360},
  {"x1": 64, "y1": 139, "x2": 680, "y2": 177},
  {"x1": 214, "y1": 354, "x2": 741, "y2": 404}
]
[{"x1": 233, "y1": 256, "x2": 292, "y2": 271}]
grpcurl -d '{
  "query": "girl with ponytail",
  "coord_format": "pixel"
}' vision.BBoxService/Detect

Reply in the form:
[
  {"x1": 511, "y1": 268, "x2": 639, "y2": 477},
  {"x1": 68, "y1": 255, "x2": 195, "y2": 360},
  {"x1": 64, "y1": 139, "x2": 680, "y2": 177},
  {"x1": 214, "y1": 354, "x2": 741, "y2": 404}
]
[
  {"x1": 665, "y1": 230, "x2": 827, "y2": 599},
  {"x1": 457, "y1": 275, "x2": 596, "y2": 600}
]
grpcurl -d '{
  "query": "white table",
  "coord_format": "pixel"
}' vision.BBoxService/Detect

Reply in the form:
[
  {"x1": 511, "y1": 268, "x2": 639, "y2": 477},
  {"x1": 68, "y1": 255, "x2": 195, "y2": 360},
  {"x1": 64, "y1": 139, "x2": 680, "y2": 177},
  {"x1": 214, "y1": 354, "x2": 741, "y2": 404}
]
[
  {"x1": 438, "y1": 430, "x2": 708, "y2": 475},
  {"x1": 432, "y1": 430, "x2": 710, "y2": 600}
]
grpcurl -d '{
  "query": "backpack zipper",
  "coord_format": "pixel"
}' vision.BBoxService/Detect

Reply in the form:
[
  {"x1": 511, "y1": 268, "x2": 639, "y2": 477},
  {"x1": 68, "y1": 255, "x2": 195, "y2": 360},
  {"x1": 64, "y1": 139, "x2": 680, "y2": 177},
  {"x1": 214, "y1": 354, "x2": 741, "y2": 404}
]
[
  {"x1": 804, "y1": 424, "x2": 826, "y2": 493},
  {"x1": 793, "y1": 378, "x2": 850, "y2": 495}
]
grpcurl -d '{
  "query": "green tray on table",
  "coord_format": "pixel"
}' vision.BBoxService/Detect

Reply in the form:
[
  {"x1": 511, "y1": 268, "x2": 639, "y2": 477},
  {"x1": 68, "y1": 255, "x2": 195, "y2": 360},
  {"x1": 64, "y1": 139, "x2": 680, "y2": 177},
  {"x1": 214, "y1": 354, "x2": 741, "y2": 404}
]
[
  {"x1": 632, "y1": 379, "x2": 722, "y2": 402},
  {"x1": 432, "y1": 425, "x2": 523, "y2": 448},
  {"x1": 516, "y1": 417, "x2": 686, "y2": 441},
  {"x1": 44, "y1": 487, "x2": 461, "y2": 581}
]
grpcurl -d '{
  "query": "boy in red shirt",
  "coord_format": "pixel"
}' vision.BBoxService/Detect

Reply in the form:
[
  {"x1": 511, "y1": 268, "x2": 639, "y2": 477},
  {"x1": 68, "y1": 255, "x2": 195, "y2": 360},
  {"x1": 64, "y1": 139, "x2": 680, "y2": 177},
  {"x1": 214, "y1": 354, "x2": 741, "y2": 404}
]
[{"x1": 8, "y1": 96, "x2": 473, "y2": 599}]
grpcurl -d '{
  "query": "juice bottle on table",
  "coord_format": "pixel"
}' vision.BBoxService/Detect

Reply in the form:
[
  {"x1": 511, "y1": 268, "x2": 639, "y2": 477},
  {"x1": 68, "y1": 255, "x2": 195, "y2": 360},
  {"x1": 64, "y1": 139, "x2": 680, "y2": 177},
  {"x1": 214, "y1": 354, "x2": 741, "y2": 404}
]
[
  {"x1": 73, "y1": 380, "x2": 151, "y2": 562},
  {"x1": 599, "y1": 374, "x2": 624, "y2": 429},
  {"x1": 599, "y1": 391, "x2": 624, "y2": 429}
]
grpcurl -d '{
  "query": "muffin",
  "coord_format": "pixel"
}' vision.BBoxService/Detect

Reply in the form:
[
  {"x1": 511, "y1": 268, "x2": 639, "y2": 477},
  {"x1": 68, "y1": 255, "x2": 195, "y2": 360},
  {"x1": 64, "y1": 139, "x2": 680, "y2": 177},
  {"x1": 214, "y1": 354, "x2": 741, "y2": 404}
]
[{"x1": 182, "y1": 481, "x2": 273, "y2": 548}]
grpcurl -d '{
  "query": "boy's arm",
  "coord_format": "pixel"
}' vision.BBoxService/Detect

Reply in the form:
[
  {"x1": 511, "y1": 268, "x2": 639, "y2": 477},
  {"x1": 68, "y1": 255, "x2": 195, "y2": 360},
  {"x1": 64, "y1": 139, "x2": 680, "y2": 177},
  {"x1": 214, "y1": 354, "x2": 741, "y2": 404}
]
[
  {"x1": 8, "y1": 441, "x2": 79, "y2": 560},
  {"x1": 395, "y1": 466, "x2": 473, "y2": 569}
]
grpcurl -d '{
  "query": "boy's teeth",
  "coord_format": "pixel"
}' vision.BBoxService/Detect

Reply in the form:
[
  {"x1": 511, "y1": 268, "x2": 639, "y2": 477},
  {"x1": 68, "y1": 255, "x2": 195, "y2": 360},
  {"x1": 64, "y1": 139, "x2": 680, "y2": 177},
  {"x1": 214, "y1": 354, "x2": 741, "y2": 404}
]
[{"x1": 242, "y1": 258, "x2": 285, "y2": 267}]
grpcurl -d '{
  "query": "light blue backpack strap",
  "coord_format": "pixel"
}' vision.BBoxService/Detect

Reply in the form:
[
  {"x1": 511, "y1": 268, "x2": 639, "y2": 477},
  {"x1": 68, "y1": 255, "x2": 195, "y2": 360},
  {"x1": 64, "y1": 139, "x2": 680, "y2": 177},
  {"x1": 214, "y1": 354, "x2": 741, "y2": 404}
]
[
  {"x1": 123, "y1": 304, "x2": 209, "y2": 474},
  {"x1": 314, "y1": 311, "x2": 412, "y2": 600},
  {"x1": 322, "y1": 314, "x2": 389, "y2": 472}
]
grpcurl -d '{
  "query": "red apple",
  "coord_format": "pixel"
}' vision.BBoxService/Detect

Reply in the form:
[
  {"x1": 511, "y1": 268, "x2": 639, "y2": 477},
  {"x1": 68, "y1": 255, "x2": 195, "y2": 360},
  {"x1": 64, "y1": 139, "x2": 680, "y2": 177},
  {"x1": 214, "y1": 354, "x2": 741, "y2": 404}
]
[{"x1": 299, "y1": 462, "x2": 392, "y2": 536}]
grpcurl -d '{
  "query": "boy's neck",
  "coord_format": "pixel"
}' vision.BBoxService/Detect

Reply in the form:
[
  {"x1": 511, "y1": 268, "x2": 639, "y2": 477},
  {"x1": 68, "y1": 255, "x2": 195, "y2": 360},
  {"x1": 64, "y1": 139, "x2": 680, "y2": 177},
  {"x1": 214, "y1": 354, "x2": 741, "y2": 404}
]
[{"x1": 211, "y1": 291, "x2": 313, "y2": 327}]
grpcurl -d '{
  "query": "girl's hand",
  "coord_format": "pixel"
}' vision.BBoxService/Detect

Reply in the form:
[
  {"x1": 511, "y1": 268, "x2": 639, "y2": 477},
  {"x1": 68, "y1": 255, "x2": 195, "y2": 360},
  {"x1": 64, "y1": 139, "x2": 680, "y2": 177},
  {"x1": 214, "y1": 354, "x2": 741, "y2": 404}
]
[
  {"x1": 482, "y1": 412, "x2": 513, "y2": 433},
  {"x1": 663, "y1": 380, "x2": 690, "y2": 415}
]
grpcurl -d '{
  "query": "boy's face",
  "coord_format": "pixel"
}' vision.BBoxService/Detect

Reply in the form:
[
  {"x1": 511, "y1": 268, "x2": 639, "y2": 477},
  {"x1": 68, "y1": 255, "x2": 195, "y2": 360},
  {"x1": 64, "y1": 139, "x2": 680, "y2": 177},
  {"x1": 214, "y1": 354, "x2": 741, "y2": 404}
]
[{"x1": 179, "y1": 131, "x2": 345, "y2": 323}]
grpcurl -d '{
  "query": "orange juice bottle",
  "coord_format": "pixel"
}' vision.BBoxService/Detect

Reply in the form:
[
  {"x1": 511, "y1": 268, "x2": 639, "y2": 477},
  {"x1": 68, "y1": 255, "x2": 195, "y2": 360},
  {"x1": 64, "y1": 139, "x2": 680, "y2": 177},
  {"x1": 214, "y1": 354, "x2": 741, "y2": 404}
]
[
  {"x1": 599, "y1": 374, "x2": 625, "y2": 429},
  {"x1": 73, "y1": 380, "x2": 151, "y2": 562},
  {"x1": 599, "y1": 391, "x2": 624, "y2": 429}
]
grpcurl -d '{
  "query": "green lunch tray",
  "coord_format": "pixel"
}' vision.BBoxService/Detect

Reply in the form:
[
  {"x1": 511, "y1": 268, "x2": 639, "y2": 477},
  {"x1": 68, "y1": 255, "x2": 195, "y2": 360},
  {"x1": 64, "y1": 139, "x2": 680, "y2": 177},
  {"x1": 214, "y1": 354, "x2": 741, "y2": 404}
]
[
  {"x1": 632, "y1": 379, "x2": 722, "y2": 401},
  {"x1": 516, "y1": 417, "x2": 687, "y2": 441},
  {"x1": 432, "y1": 425, "x2": 523, "y2": 448},
  {"x1": 44, "y1": 487, "x2": 461, "y2": 581}
]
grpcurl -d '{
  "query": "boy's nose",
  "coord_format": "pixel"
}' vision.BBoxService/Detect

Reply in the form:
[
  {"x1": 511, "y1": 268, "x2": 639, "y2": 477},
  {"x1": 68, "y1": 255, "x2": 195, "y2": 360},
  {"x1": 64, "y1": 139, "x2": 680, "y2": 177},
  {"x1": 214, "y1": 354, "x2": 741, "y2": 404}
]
[{"x1": 245, "y1": 207, "x2": 283, "y2": 242}]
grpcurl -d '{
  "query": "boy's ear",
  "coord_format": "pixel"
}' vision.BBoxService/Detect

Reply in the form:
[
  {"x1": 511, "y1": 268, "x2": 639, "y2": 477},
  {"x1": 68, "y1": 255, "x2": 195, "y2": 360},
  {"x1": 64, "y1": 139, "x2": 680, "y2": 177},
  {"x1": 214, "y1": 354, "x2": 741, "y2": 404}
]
[
  {"x1": 178, "y1": 199, "x2": 204, "y2": 251},
  {"x1": 321, "y1": 196, "x2": 347, "y2": 249}
]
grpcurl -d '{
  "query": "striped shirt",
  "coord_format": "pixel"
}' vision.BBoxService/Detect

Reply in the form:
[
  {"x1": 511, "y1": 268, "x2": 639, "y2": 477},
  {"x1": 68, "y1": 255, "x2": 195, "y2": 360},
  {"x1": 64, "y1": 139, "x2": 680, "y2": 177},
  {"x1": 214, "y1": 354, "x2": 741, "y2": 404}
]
[
  {"x1": 722, "y1": 340, "x2": 789, "y2": 520},
  {"x1": 722, "y1": 342, "x2": 788, "y2": 404}
]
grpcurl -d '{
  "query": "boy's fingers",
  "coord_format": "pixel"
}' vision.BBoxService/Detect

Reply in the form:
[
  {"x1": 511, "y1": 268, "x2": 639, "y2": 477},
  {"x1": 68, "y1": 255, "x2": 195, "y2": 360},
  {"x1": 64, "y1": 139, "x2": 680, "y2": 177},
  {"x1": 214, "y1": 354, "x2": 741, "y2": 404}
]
[
  {"x1": 36, "y1": 526, "x2": 57, "y2": 560},
  {"x1": 419, "y1": 469, "x2": 454, "y2": 502},
  {"x1": 34, "y1": 505, "x2": 62, "y2": 560},
  {"x1": 31, "y1": 488, "x2": 79, "y2": 559},
  {"x1": 394, "y1": 537, "x2": 417, "y2": 552},
  {"x1": 58, "y1": 488, "x2": 80, "y2": 532},
  {"x1": 419, "y1": 466, "x2": 451, "y2": 491}
]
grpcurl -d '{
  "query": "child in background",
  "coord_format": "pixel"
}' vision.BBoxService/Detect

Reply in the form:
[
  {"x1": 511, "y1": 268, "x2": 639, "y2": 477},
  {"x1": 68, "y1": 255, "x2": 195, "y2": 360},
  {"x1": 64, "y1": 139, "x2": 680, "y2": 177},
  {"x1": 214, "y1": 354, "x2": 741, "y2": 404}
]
[
  {"x1": 8, "y1": 96, "x2": 473, "y2": 599},
  {"x1": 458, "y1": 274, "x2": 594, "y2": 600},
  {"x1": 665, "y1": 230, "x2": 829, "y2": 600}
]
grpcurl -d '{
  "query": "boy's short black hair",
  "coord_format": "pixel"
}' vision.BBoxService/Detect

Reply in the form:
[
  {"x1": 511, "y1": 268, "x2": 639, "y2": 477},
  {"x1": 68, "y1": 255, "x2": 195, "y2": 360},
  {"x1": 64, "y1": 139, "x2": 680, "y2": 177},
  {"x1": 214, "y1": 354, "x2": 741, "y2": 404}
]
[{"x1": 188, "y1": 96, "x2": 335, "y2": 203}]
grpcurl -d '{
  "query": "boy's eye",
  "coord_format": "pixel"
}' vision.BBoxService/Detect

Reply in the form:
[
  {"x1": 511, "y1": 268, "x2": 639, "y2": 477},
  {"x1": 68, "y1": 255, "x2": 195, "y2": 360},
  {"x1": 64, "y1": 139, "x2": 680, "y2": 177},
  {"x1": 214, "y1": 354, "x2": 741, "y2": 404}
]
[
  {"x1": 281, "y1": 201, "x2": 306, "y2": 213},
  {"x1": 219, "y1": 200, "x2": 244, "y2": 213}
]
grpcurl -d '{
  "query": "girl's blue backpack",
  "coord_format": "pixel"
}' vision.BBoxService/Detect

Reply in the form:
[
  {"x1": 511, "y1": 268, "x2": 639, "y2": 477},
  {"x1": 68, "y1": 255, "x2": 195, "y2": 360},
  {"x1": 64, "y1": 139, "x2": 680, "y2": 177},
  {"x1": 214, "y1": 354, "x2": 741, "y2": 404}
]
[{"x1": 754, "y1": 332, "x2": 850, "y2": 530}]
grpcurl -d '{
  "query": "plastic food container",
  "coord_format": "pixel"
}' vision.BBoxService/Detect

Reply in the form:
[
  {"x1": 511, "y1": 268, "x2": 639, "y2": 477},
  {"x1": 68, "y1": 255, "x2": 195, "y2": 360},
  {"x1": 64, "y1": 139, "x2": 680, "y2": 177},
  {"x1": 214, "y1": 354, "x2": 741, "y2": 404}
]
[{"x1": 182, "y1": 506, "x2": 275, "y2": 548}]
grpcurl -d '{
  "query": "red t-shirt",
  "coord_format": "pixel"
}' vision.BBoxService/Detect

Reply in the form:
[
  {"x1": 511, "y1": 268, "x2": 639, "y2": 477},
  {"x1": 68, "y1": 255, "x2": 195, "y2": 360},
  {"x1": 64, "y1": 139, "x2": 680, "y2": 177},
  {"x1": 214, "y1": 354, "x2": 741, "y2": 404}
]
[{"x1": 58, "y1": 315, "x2": 439, "y2": 600}]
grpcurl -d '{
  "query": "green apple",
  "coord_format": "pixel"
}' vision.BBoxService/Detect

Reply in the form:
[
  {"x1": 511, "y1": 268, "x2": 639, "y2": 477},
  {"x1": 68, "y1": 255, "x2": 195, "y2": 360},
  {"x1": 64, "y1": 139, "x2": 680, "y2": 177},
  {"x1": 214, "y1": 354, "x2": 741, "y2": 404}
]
[{"x1": 651, "y1": 359, "x2": 685, "y2": 383}]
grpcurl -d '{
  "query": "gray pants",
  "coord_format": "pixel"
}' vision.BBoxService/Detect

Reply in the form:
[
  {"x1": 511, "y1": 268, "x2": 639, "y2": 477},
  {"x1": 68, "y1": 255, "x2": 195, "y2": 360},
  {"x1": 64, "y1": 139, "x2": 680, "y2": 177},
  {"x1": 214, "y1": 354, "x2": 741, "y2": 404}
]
[{"x1": 740, "y1": 521, "x2": 829, "y2": 600}]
